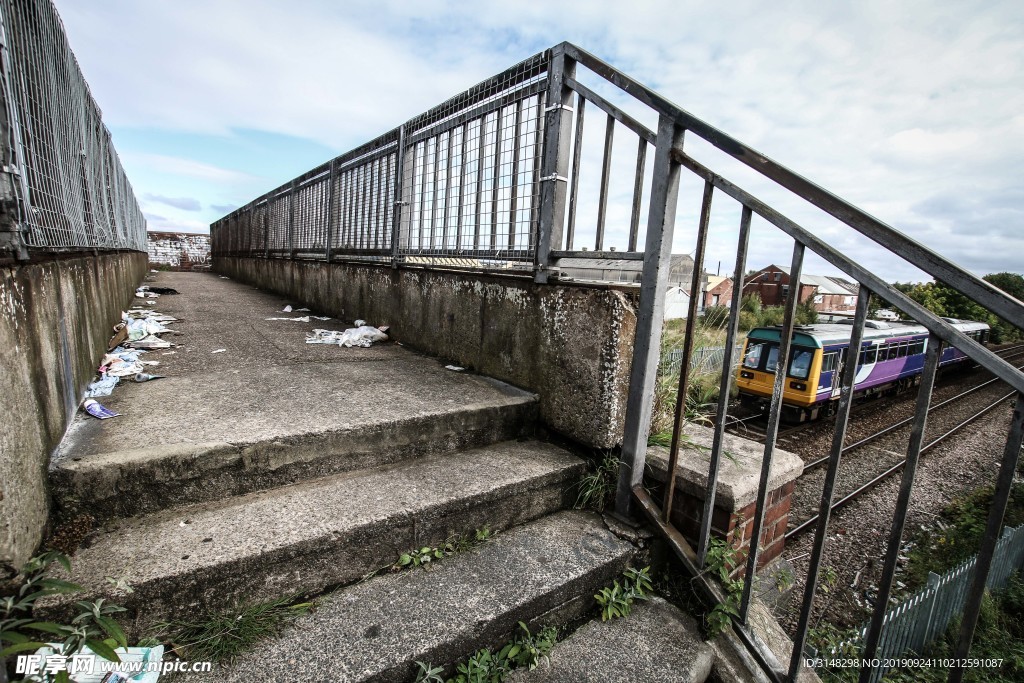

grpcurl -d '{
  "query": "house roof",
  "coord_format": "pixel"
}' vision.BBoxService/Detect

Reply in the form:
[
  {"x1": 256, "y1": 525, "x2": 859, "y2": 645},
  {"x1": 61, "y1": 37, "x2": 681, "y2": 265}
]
[
  {"x1": 773, "y1": 266, "x2": 857, "y2": 296},
  {"x1": 706, "y1": 275, "x2": 730, "y2": 289}
]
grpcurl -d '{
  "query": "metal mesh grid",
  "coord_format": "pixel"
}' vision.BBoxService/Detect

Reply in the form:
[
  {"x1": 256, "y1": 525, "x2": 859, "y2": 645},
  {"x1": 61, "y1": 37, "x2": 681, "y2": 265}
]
[
  {"x1": 211, "y1": 51, "x2": 548, "y2": 270},
  {"x1": 0, "y1": 0, "x2": 145, "y2": 253}
]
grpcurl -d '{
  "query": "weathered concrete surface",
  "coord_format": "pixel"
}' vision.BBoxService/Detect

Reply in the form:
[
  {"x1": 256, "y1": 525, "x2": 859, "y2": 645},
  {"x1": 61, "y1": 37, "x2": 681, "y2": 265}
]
[
  {"x1": 214, "y1": 257, "x2": 636, "y2": 449},
  {"x1": 0, "y1": 251, "x2": 146, "y2": 574},
  {"x1": 646, "y1": 424, "x2": 804, "y2": 510},
  {"x1": 709, "y1": 601, "x2": 821, "y2": 683},
  {"x1": 509, "y1": 597, "x2": 714, "y2": 683},
  {"x1": 191, "y1": 511, "x2": 636, "y2": 683},
  {"x1": 51, "y1": 271, "x2": 538, "y2": 519},
  {"x1": 43, "y1": 441, "x2": 586, "y2": 631}
]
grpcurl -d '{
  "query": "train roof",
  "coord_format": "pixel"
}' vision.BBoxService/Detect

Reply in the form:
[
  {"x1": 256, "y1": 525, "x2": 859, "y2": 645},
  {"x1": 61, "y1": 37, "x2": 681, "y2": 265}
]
[{"x1": 746, "y1": 318, "x2": 989, "y2": 348}]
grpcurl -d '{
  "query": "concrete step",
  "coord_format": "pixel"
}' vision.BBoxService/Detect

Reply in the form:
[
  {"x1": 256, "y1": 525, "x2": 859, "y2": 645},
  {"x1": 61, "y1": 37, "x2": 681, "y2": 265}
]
[
  {"x1": 51, "y1": 376, "x2": 537, "y2": 520},
  {"x1": 45, "y1": 440, "x2": 585, "y2": 631},
  {"x1": 508, "y1": 597, "x2": 714, "y2": 683},
  {"x1": 192, "y1": 510, "x2": 637, "y2": 683}
]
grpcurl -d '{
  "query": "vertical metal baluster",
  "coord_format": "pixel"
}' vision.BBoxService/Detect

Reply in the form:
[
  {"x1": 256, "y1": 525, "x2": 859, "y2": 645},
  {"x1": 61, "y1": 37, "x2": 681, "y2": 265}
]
[
  {"x1": 528, "y1": 93, "x2": 545, "y2": 255},
  {"x1": 949, "y1": 392, "x2": 1024, "y2": 683},
  {"x1": 507, "y1": 98, "x2": 524, "y2": 253},
  {"x1": 368, "y1": 157, "x2": 380, "y2": 250},
  {"x1": 859, "y1": 333, "x2": 942, "y2": 682},
  {"x1": 739, "y1": 240, "x2": 805, "y2": 620},
  {"x1": 325, "y1": 160, "x2": 335, "y2": 261},
  {"x1": 474, "y1": 116, "x2": 487, "y2": 251},
  {"x1": 287, "y1": 181, "x2": 297, "y2": 257},
  {"x1": 698, "y1": 205, "x2": 752, "y2": 564},
  {"x1": 456, "y1": 122, "x2": 467, "y2": 252},
  {"x1": 615, "y1": 115, "x2": 685, "y2": 518},
  {"x1": 490, "y1": 108, "x2": 504, "y2": 252},
  {"x1": 430, "y1": 135, "x2": 441, "y2": 251},
  {"x1": 390, "y1": 125, "x2": 407, "y2": 266},
  {"x1": 535, "y1": 46, "x2": 573, "y2": 282},
  {"x1": 263, "y1": 197, "x2": 270, "y2": 258},
  {"x1": 374, "y1": 155, "x2": 385, "y2": 249},
  {"x1": 418, "y1": 140, "x2": 428, "y2": 251},
  {"x1": 595, "y1": 113, "x2": 614, "y2": 251},
  {"x1": 442, "y1": 127, "x2": 454, "y2": 252},
  {"x1": 565, "y1": 94, "x2": 585, "y2": 251},
  {"x1": 628, "y1": 137, "x2": 647, "y2": 252},
  {"x1": 788, "y1": 288, "x2": 871, "y2": 678},
  {"x1": 661, "y1": 180, "x2": 714, "y2": 523}
]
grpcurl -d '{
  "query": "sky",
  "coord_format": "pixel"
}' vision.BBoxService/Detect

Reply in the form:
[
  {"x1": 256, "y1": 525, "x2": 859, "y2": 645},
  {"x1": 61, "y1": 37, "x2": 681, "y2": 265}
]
[{"x1": 51, "y1": 0, "x2": 1024, "y2": 283}]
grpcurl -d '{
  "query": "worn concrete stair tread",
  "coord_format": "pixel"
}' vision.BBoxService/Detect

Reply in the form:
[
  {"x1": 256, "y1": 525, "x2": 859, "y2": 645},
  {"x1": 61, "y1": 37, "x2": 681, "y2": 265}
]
[
  {"x1": 508, "y1": 597, "x2": 714, "y2": 683},
  {"x1": 51, "y1": 382, "x2": 537, "y2": 519},
  {"x1": 193, "y1": 510, "x2": 636, "y2": 683},
  {"x1": 48, "y1": 440, "x2": 585, "y2": 628}
]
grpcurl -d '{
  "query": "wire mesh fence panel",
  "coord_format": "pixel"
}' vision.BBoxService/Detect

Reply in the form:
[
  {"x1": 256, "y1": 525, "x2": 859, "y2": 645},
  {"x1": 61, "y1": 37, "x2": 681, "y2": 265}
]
[
  {"x1": 0, "y1": 0, "x2": 145, "y2": 253},
  {"x1": 211, "y1": 50, "x2": 548, "y2": 270}
]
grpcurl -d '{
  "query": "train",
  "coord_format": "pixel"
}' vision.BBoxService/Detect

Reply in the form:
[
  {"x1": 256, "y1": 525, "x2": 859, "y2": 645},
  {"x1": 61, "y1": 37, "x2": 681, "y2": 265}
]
[{"x1": 735, "y1": 318, "x2": 990, "y2": 422}]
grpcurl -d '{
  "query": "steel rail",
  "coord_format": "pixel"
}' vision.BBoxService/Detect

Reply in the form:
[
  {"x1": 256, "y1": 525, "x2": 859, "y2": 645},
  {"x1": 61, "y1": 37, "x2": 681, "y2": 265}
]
[{"x1": 786, "y1": 390, "x2": 1018, "y2": 540}]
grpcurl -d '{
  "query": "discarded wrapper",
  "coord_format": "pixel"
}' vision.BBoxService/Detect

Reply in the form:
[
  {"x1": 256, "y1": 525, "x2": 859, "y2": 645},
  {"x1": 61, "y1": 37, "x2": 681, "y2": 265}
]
[
  {"x1": 212, "y1": 348, "x2": 226, "y2": 353},
  {"x1": 282, "y1": 305, "x2": 293, "y2": 312},
  {"x1": 83, "y1": 398, "x2": 119, "y2": 419},
  {"x1": 445, "y1": 365, "x2": 465, "y2": 372},
  {"x1": 133, "y1": 373, "x2": 166, "y2": 382},
  {"x1": 354, "y1": 319, "x2": 366, "y2": 327},
  {"x1": 85, "y1": 374, "x2": 119, "y2": 397},
  {"x1": 306, "y1": 326, "x2": 389, "y2": 348}
]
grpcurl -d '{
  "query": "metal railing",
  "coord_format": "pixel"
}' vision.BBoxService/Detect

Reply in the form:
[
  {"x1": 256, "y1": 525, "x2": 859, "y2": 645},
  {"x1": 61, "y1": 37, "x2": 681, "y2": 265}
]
[
  {"x1": 211, "y1": 53, "x2": 549, "y2": 271},
  {"x1": 212, "y1": 42, "x2": 1024, "y2": 683},
  {"x1": 0, "y1": 0, "x2": 146, "y2": 258}
]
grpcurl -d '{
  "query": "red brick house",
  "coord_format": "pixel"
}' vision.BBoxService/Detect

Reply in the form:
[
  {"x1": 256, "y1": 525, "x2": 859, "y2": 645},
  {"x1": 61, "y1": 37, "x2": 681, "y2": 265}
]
[
  {"x1": 703, "y1": 275, "x2": 733, "y2": 308},
  {"x1": 743, "y1": 265, "x2": 857, "y2": 312}
]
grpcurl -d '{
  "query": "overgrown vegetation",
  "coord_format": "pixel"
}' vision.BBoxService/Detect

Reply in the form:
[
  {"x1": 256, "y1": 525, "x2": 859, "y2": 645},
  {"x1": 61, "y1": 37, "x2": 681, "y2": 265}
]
[
  {"x1": 573, "y1": 452, "x2": 619, "y2": 513},
  {"x1": 414, "y1": 621, "x2": 558, "y2": 683},
  {"x1": 888, "y1": 272, "x2": 1024, "y2": 343},
  {"x1": 904, "y1": 482, "x2": 1024, "y2": 593},
  {"x1": 396, "y1": 528, "x2": 492, "y2": 570},
  {"x1": 594, "y1": 566, "x2": 653, "y2": 621},
  {"x1": 154, "y1": 595, "x2": 312, "y2": 663},
  {"x1": 701, "y1": 538, "x2": 745, "y2": 636},
  {"x1": 1, "y1": 551, "x2": 129, "y2": 683}
]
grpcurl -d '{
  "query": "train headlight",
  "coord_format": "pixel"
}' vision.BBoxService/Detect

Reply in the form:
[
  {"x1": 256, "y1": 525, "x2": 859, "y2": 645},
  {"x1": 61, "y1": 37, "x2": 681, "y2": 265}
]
[
  {"x1": 790, "y1": 381, "x2": 807, "y2": 390},
  {"x1": 740, "y1": 371, "x2": 754, "y2": 379}
]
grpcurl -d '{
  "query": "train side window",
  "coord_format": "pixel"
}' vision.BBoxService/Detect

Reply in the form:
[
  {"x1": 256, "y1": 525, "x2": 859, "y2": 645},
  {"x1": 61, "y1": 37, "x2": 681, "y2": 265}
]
[
  {"x1": 864, "y1": 347, "x2": 877, "y2": 364},
  {"x1": 910, "y1": 340, "x2": 925, "y2": 355},
  {"x1": 766, "y1": 346, "x2": 780, "y2": 373},
  {"x1": 822, "y1": 352, "x2": 837, "y2": 373},
  {"x1": 743, "y1": 343, "x2": 765, "y2": 369},
  {"x1": 897, "y1": 342, "x2": 908, "y2": 358}
]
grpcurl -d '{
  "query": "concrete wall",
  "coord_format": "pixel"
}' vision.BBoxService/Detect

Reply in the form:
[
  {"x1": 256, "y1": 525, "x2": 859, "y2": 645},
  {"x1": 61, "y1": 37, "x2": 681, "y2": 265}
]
[
  {"x1": 0, "y1": 251, "x2": 147, "y2": 574},
  {"x1": 147, "y1": 231, "x2": 211, "y2": 271},
  {"x1": 214, "y1": 257, "x2": 637, "y2": 449}
]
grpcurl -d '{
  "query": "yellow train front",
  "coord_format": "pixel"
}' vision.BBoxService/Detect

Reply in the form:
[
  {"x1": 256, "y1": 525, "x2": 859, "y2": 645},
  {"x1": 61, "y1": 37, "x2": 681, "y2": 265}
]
[{"x1": 735, "y1": 327, "x2": 825, "y2": 422}]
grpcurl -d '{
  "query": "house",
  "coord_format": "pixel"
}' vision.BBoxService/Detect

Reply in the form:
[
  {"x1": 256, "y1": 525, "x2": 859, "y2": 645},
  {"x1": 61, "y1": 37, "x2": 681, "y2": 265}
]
[
  {"x1": 558, "y1": 254, "x2": 708, "y2": 319},
  {"x1": 703, "y1": 275, "x2": 733, "y2": 308},
  {"x1": 743, "y1": 265, "x2": 858, "y2": 312}
]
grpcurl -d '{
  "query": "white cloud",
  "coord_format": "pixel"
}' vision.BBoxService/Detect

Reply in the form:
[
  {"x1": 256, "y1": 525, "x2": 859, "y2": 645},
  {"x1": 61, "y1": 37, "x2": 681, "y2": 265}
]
[{"x1": 52, "y1": 0, "x2": 1024, "y2": 281}]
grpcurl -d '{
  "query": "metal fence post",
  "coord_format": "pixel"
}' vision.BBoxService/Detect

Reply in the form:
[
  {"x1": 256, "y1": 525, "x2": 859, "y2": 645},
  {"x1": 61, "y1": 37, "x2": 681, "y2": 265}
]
[
  {"x1": 614, "y1": 114, "x2": 685, "y2": 519},
  {"x1": 391, "y1": 125, "x2": 406, "y2": 268},
  {"x1": 326, "y1": 159, "x2": 336, "y2": 262},
  {"x1": 534, "y1": 43, "x2": 574, "y2": 284}
]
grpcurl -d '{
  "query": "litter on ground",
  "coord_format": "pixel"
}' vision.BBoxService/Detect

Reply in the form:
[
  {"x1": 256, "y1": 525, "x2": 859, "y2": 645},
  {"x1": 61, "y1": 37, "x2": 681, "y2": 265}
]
[
  {"x1": 212, "y1": 348, "x2": 226, "y2": 353},
  {"x1": 306, "y1": 325, "x2": 389, "y2": 348},
  {"x1": 445, "y1": 365, "x2": 465, "y2": 372},
  {"x1": 83, "y1": 399, "x2": 119, "y2": 419}
]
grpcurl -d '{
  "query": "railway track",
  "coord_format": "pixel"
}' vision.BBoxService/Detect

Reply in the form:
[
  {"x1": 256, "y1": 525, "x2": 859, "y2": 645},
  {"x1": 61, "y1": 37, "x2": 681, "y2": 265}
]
[{"x1": 784, "y1": 360, "x2": 1024, "y2": 540}]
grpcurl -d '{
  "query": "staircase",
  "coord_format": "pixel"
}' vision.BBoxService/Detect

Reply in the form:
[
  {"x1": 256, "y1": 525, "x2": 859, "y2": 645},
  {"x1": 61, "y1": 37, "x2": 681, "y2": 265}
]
[{"x1": 41, "y1": 272, "x2": 718, "y2": 682}]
